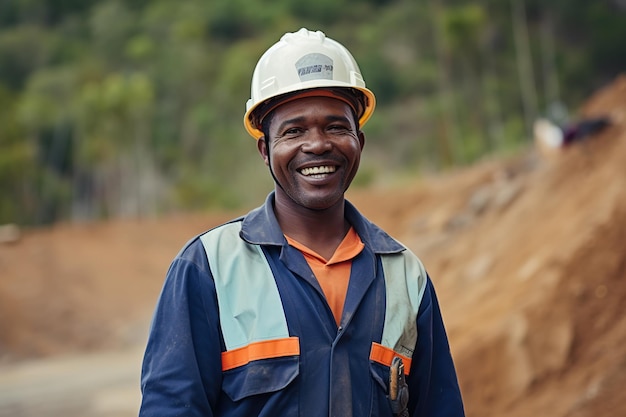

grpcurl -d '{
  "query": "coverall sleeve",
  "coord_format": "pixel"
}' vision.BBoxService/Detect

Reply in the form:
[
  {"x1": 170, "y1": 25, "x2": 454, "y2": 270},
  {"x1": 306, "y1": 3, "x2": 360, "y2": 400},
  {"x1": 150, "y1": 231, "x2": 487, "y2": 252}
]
[
  {"x1": 139, "y1": 244, "x2": 223, "y2": 416},
  {"x1": 407, "y1": 276, "x2": 465, "y2": 417}
]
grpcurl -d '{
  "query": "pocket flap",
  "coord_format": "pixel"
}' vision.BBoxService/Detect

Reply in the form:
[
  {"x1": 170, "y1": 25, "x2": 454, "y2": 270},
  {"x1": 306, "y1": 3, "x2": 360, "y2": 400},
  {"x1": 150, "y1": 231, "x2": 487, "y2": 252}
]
[{"x1": 222, "y1": 356, "x2": 299, "y2": 402}]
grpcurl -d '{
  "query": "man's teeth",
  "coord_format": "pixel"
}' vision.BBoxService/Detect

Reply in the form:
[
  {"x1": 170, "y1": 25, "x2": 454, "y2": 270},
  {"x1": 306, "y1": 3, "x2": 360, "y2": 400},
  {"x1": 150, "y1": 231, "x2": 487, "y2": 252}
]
[{"x1": 301, "y1": 166, "x2": 336, "y2": 176}]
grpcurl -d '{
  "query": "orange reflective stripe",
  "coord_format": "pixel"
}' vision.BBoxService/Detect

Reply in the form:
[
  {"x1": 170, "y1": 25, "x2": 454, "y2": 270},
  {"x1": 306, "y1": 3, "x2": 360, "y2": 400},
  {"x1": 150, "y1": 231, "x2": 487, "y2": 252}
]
[
  {"x1": 370, "y1": 342, "x2": 411, "y2": 375},
  {"x1": 221, "y1": 337, "x2": 300, "y2": 371}
]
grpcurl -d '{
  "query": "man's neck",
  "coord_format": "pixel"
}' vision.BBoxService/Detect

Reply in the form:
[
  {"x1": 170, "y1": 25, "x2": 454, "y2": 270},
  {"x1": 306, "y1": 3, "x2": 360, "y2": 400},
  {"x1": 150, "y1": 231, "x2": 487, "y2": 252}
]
[{"x1": 273, "y1": 195, "x2": 350, "y2": 260}]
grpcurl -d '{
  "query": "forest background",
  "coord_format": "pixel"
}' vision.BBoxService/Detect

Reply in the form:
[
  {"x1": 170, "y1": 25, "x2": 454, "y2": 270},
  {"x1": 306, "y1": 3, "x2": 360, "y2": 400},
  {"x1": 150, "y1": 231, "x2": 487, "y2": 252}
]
[{"x1": 1, "y1": 0, "x2": 624, "y2": 226}]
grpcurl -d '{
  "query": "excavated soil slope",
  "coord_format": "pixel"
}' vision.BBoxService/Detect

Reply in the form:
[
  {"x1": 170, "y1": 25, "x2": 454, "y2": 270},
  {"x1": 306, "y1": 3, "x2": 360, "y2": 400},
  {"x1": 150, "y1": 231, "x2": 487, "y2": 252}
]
[{"x1": 1, "y1": 75, "x2": 625, "y2": 417}]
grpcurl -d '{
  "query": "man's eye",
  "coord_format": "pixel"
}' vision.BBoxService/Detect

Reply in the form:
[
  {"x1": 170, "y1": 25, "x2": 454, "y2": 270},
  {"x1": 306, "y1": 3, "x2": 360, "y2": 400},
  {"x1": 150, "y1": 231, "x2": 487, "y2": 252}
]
[{"x1": 283, "y1": 127, "x2": 302, "y2": 136}]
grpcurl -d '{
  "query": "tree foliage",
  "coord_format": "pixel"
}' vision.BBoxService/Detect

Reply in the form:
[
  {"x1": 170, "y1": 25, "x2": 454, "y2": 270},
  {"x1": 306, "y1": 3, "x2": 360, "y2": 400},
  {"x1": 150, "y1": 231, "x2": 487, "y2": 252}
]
[{"x1": 1, "y1": 0, "x2": 624, "y2": 225}]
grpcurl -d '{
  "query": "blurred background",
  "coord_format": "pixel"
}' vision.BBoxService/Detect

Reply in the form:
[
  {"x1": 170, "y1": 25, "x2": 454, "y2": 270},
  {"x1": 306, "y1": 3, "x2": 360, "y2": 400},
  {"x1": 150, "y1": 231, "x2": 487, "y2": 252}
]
[
  {"x1": 1, "y1": 0, "x2": 624, "y2": 225},
  {"x1": 0, "y1": 1, "x2": 625, "y2": 416}
]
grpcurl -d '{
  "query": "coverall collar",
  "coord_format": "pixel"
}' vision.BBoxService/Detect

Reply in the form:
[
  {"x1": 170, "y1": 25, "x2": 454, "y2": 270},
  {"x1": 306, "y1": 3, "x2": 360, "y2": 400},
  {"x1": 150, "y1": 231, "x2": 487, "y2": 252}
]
[{"x1": 240, "y1": 191, "x2": 406, "y2": 254}]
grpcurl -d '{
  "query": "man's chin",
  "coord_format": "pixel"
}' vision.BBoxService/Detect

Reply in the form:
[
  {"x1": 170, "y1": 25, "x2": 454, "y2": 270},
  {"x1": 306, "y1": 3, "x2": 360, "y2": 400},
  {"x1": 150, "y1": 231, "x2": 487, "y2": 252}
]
[{"x1": 304, "y1": 195, "x2": 346, "y2": 211}]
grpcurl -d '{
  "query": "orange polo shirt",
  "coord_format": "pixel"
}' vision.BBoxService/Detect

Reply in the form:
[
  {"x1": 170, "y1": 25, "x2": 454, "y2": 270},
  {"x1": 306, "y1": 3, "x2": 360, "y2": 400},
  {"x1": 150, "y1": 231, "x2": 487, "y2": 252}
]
[{"x1": 285, "y1": 227, "x2": 365, "y2": 325}]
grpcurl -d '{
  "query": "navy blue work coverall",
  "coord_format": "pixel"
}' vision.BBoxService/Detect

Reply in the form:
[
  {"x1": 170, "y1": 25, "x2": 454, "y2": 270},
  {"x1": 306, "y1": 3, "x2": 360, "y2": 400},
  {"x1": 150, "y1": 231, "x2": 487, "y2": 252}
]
[{"x1": 139, "y1": 192, "x2": 465, "y2": 417}]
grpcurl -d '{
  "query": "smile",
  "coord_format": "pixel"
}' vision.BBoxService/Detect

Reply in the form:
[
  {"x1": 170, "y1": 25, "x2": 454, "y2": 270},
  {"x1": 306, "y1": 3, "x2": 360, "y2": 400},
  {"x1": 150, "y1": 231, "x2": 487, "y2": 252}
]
[{"x1": 300, "y1": 165, "x2": 336, "y2": 177}]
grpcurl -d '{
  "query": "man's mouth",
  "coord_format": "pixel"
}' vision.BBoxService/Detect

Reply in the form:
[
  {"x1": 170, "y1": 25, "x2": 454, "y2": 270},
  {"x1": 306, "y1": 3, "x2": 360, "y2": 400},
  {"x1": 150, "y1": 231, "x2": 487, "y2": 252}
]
[{"x1": 299, "y1": 165, "x2": 337, "y2": 177}]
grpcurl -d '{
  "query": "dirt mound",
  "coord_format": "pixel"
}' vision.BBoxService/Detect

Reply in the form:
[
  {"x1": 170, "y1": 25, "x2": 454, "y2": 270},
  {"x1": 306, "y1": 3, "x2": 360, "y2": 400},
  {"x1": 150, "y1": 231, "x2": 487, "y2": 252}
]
[{"x1": 1, "y1": 74, "x2": 625, "y2": 417}]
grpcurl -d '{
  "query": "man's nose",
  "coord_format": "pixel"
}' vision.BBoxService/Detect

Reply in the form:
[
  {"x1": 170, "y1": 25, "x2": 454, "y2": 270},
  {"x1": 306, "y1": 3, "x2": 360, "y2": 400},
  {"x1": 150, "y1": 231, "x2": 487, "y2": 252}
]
[{"x1": 301, "y1": 129, "x2": 333, "y2": 154}]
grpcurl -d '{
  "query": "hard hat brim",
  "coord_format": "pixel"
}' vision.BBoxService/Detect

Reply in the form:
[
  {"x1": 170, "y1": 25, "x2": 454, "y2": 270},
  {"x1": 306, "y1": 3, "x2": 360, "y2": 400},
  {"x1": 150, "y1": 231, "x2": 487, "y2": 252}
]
[{"x1": 244, "y1": 85, "x2": 376, "y2": 140}]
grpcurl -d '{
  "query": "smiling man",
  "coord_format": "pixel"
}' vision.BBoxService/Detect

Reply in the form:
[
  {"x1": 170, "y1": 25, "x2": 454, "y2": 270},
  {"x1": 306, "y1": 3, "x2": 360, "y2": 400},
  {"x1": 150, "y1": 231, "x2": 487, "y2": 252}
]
[{"x1": 139, "y1": 28, "x2": 465, "y2": 417}]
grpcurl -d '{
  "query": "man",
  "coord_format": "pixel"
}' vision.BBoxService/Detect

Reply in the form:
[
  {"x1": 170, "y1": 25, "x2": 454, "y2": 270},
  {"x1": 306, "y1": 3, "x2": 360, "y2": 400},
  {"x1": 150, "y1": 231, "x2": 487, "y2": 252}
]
[{"x1": 139, "y1": 28, "x2": 465, "y2": 417}]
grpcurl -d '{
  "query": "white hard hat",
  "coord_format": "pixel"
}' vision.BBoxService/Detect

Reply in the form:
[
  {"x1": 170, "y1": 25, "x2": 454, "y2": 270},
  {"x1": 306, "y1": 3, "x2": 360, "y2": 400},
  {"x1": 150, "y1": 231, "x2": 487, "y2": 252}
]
[{"x1": 244, "y1": 28, "x2": 376, "y2": 139}]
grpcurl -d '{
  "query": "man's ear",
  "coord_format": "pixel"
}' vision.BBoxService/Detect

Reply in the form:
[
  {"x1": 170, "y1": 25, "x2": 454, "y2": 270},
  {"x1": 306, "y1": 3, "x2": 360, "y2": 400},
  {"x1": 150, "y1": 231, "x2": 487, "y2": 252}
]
[
  {"x1": 358, "y1": 130, "x2": 366, "y2": 151},
  {"x1": 257, "y1": 136, "x2": 269, "y2": 166}
]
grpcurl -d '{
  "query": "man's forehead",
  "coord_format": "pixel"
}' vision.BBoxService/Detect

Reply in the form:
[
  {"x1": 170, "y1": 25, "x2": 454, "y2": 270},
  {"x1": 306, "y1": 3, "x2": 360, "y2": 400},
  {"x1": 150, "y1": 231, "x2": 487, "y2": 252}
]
[{"x1": 273, "y1": 94, "x2": 355, "y2": 116}]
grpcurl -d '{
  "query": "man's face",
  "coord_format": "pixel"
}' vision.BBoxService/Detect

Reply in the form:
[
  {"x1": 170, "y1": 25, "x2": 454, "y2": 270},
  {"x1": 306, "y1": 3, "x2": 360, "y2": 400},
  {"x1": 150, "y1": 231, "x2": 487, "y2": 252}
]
[{"x1": 258, "y1": 95, "x2": 365, "y2": 211}]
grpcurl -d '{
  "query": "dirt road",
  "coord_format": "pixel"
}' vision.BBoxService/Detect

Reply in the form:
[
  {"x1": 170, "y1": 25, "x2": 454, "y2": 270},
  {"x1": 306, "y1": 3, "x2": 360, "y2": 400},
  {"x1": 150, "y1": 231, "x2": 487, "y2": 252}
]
[{"x1": 0, "y1": 346, "x2": 143, "y2": 417}]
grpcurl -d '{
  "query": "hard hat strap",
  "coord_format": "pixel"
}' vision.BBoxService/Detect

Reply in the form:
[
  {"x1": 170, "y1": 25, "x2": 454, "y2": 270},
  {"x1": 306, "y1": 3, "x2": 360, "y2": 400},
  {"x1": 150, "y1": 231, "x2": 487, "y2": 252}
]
[{"x1": 264, "y1": 136, "x2": 286, "y2": 193}]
